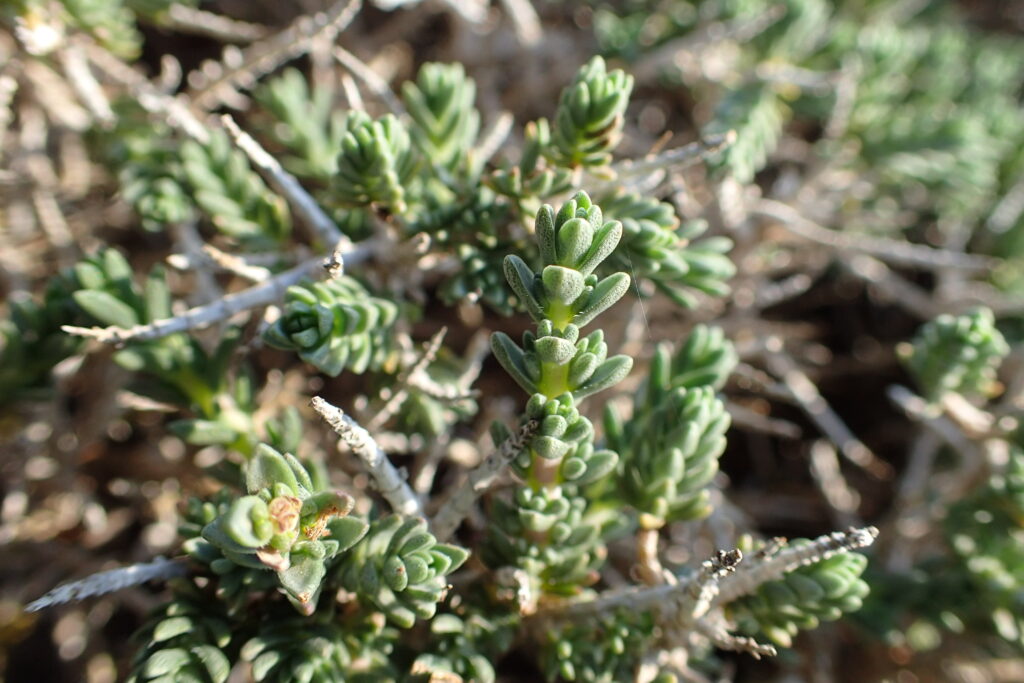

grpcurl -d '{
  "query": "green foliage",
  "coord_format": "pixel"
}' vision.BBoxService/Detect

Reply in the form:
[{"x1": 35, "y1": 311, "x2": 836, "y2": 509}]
[
  {"x1": 180, "y1": 492, "x2": 281, "y2": 616},
  {"x1": 596, "y1": 0, "x2": 1024, "y2": 284},
  {"x1": 414, "y1": 187, "x2": 519, "y2": 314},
  {"x1": 198, "y1": 444, "x2": 369, "y2": 614},
  {"x1": 706, "y1": 84, "x2": 787, "y2": 184},
  {"x1": 337, "y1": 515, "x2": 469, "y2": 628},
  {"x1": 484, "y1": 486, "x2": 605, "y2": 595},
  {"x1": 7, "y1": 15, "x2": 894, "y2": 678},
  {"x1": 60, "y1": 0, "x2": 140, "y2": 58},
  {"x1": 945, "y1": 443, "x2": 1024, "y2": 646},
  {"x1": 181, "y1": 130, "x2": 291, "y2": 247},
  {"x1": 389, "y1": 351, "x2": 479, "y2": 438},
  {"x1": 540, "y1": 609, "x2": 656, "y2": 682},
  {"x1": 402, "y1": 62, "x2": 480, "y2": 172},
  {"x1": 98, "y1": 100, "x2": 193, "y2": 231},
  {"x1": 484, "y1": 192, "x2": 632, "y2": 600},
  {"x1": 729, "y1": 537, "x2": 871, "y2": 647},
  {"x1": 333, "y1": 112, "x2": 419, "y2": 214},
  {"x1": 0, "y1": 283, "x2": 82, "y2": 404},
  {"x1": 66, "y1": 250, "x2": 270, "y2": 453},
  {"x1": 263, "y1": 276, "x2": 399, "y2": 377},
  {"x1": 127, "y1": 582, "x2": 233, "y2": 683},
  {"x1": 900, "y1": 308, "x2": 1009, "y2": 402},
  {"x1": 608, "y1": 326, "x2": 736, "y2": 525},
  {"x1": 547, "y1": 56, "x2": 634, "y2": 170},
  {"x1": 490, "y1": 192, "x2": 632, "y2": 398},
  {"x1": 411, "y1": 609, "x2": 517, "y2": 683},
  {"x1": 489, "y1": 118, "x2": 573, "y2": 215},
  {"x1": 240, "y1": 613, "x2": 398, "y2": 683},
  {"x1": 257, "y1": 69, "x2": 345, "y2": 181},
  {"x1": 601, "y1": 193, "x2": 736, "y2": 307}
]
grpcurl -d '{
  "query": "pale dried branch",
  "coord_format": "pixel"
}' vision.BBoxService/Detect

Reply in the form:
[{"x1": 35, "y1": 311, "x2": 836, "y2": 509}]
[
  {"x1": 201, "y1": 244, "x2": 272, "y2": 282},
  {"x1": 366, "y1": 327, "x2": 449, "y2": 433},
  {"x1": 886, "y1": 385, "x2": 982, "y2": 460},
  {"x1": 636, "y1": 526, "x2": 670, "y2": 586},
  {"x1": 762, "y1": 339, "x2": 892, "y2": 478},
  {"x1": 755, "y1": 198, "x2": 998, "y2": 272},
  {"x1": 163, "y1": 5, "x2": 269, "y2": 43},
  {"x1": 665, "y1": 550, "x2": 743, "y2": 630},
  {"x1": 187, "y1": 0, "x2": 363, "y2": 111},
  {"x1": 62, "y1": 250, "x2": 373, "y2": 344},
  {"x1": 726, "y1": 401, "x2": 802, "y2": 439},
  {"x1": 592, "y1": 132, "x2": 735, "y2": 194},
  {"x1": 23, "y1": 60, "x2": 90, "y2": 131},
  {"x1": 0, "y1": 66, "x2": 19, "y2": 153},
  {"x1": 840, "y1": 253, "x2": 941, "y2": 318},
  {"x1": 713, "y1": 527, "x2": 878, "y2": 606},
  {"x1": 499, "y1": 0, "x2": 542, "y2": 46},
  {"x1": 310, "y1": 396, "x2": 423, "y2": 518},
  {"x1": 539, "y1": 549, "x2": 742, "y2": 623},
  {"x1": 431, "y1": 419, "x2": 540, "y2": 541},
  {"x1": 694, "y1": 619, "x2": 777, "y2": 660},
  {"x1": 57, "y1": 43, "x2": 115, "y2": 127},
  {"x1": 882, "y1": 429, "x2": 942, "y2": 572},
  {"x1": 630, "y1": 5, "x2": 786, "y2": 82},
  {"x1": 807, "y1": 440, "x2": 862, "y2": 528},
  {"x1": 27, "y1": 557, "x2": 189, "y2": 612},
  {"x1": 332, "y1": 45, "x2": 405, "y2": 117},
  {"x1": 750, "y1": 272, "x2": 816, "y2": 310},
  {"x1": 220, "y1": 114, "x2": 344, "y2": 247},
  {"x1": 474, "y1": 111, "x2": 515, "y2": 171},
  {"x1": 84, "y1": 42, "x2": 209, "y2": 143}
]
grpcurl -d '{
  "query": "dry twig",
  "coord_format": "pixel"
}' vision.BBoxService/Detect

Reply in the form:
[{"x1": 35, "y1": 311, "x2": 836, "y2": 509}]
[
  {"x1": 311, "y1": 396, "x2": 423, "y2": 518},
  {"x1": 431, "y1": 419, "x2": 539, "y2": 541}
]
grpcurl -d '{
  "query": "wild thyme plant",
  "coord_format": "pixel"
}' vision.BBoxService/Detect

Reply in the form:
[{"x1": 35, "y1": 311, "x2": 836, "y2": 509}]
[
  {"x1": 2, "y1": 4, "x2": 894, "y2": 679},
  {"x1": 485, "y1": 191, "x2": 632, "y2": 601}
]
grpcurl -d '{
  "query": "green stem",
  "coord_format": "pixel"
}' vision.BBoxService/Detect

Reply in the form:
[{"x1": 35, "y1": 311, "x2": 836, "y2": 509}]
[
  {"x1": 546, "y1": 301, "x2": 573, "y2": 331},
  {"x1": 538, "y1": 361, "x2": 570, "y2": 398}
]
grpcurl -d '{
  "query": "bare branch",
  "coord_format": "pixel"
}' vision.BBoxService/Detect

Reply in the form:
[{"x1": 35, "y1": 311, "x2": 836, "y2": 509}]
[
  {"x1": 220, "y1": 114, "x2": 344, "y2": 247},
  {"x1": 630, "y1": 6, "x2": 786, "y2": 83},
  {"x1": 62, "y1": 248, "x2": 372, "y2": 344},
  {"x1": 201, "y1": 244, "x2": 272, "y2": 282},
  {"x1": 58, "y1": 43, "x2": 115, "y2": 127},
  {"x1": 664, "y1": 550, "x2": 742, "y2": 629},
  {"x1": 84, "y1": 43, "x2": 209, "y2": 143},
  {"x1": 592, "y1": 132, "x2": 735, "y2": 194},
  {"x1": 886, "y1": 385, "x2": 982, "y2": 459},
  {"x1": 431, "y1": 419, "x2": 540, "y2": 541},
  {"x1": 499, "y1": 0, "x2": 542, "y2": 46},
  {"x1": 332, "y1": 46, "x2": 405, "y2": 117},
  {"x1": 163, "y1": 5, "x2": 269, "y2": 43},
  {"x1": 473, "y1": 111, "x2": 515, "y2": 172},
  {"x1": 27, "y1": 557, "x2": 189, "y2": 612},
  {"x1": 713, "y1": 527, "x2": 878, "y2": 606},
  {"x1": 694, "y1": 620, "x2": 777, "y2": 659},
  {"x1": 0, "y1": 66, "x2": 19, "y2": 153},
  {"x1": 366, "y1": 327, "x2": 448, "y2": 433},
  {"x1": 808, "y1": 440, "x2": 862, "y2": 528},
  {"x1": 636, "y1": 526, "x2": 670, "y2": 586},
  {"x1": 539, "y1": 527, "x2": 876, "y2": 622},
  {"x1": 840, "y1": 253, "x2": 941, "y2": 319},
  {"x1": 310, "y1": 396, "x2": 423, "y2": 518},
  {"x1": 187, "y1": 0, "x2": 363, "y2": 111},
  {"x1": 762, "y1": 339, "x2": 892, "y2": 478},
  {"x1": 726, "y1": 401, "x2": 802, "y2": 439},
  {"x1": 755, "y1": 199, "x2": 998, "y2": 273}
]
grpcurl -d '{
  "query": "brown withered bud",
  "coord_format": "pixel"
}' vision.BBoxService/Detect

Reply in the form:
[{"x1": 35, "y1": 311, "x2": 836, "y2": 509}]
[{"x1": 268, "y1": 496, "x2": 302, "y2": 535}]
